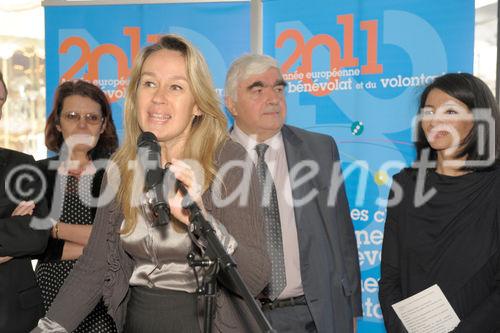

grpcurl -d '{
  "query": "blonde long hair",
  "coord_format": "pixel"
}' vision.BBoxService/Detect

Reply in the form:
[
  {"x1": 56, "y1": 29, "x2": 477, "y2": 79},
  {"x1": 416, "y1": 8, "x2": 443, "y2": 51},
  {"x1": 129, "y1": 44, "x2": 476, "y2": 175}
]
[{"x1": 113, "y1": 34, "x2": 228, "y2": 234}]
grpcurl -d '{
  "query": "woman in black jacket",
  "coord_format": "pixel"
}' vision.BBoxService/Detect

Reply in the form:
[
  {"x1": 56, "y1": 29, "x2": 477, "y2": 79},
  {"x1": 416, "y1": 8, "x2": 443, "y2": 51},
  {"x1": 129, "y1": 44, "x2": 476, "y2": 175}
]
[
  {"x1": 379, "y1": 73, "x2": 500, "y2": 332},
  {"x1": 0, "y1": 70, "x2": 50, "y2": 333}
]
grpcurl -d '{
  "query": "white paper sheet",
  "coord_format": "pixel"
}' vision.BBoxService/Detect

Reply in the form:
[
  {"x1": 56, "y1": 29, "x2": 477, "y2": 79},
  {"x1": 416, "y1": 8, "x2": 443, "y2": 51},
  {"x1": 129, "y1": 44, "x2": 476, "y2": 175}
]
[{"x1": 392, "y1": 284, "x2": 460, "y2": 333}]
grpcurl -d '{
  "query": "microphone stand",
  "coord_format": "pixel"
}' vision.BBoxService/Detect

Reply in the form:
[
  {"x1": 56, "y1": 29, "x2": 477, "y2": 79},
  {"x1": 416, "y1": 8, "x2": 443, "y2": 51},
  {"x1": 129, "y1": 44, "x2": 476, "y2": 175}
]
[
  {"x1": 183, "y1": 198, "x2": 275, "y2": 333},
  {"x1": 187, "y1": 252, "x2": 218, "y2": 333}
]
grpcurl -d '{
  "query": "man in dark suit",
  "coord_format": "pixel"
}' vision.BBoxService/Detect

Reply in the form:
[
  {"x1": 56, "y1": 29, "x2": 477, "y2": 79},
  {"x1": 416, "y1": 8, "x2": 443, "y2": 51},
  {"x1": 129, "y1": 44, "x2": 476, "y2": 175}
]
[
  {"x1": 225, "y1": 55, "x2": 362, "y2": 332},
  {"x1": 0, "y1": 71, "x2": 50, "y2": 332}
]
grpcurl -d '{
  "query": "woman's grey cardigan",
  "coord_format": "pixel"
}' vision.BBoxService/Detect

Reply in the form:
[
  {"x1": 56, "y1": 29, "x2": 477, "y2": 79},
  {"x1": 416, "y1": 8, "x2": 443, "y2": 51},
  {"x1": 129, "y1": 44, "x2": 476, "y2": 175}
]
[{"x1": 36, "y1": 140, "x2": 271, "y2": 332}]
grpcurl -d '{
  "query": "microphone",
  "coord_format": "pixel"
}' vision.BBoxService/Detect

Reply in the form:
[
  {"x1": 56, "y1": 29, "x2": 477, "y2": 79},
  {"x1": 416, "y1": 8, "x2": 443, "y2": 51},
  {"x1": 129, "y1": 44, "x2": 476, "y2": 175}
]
[{"x1": 137, "y1": 132, "x2": 170, "y2": 226}]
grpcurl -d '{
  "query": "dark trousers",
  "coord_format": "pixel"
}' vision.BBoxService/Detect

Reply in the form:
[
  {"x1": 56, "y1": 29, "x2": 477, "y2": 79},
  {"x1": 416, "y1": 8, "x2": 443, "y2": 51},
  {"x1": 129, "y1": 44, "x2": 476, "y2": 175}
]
[
  {"x1": 263, "y1": 303, "x2": 317, "y2": 333},
  {"x1": 124, "y1": 286, "x2": 201, "y2": 333}
]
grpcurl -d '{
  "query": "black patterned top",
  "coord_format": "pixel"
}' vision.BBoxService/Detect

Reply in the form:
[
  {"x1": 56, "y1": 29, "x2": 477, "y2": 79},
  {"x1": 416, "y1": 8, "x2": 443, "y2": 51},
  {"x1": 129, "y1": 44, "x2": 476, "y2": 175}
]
[{"x1": 35, "y1": 161, "x2": 116, "y2": 333}]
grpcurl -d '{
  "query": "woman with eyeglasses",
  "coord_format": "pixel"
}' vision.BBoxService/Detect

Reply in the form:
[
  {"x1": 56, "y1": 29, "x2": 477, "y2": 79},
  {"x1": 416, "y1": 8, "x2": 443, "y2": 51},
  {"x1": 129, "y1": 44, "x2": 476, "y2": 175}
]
[{"x1": 35, "y1": 80, "x2": 119, "y2": 333}]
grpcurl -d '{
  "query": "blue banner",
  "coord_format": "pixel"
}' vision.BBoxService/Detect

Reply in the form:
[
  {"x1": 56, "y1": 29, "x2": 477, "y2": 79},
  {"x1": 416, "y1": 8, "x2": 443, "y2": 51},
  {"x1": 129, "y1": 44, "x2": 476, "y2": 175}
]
[
  {"x1": 262, "y1": 1, "x2": 474, "y2": 332},
  {"x1": 45, "y1": 2, "x2": 250, "y2": 138}
]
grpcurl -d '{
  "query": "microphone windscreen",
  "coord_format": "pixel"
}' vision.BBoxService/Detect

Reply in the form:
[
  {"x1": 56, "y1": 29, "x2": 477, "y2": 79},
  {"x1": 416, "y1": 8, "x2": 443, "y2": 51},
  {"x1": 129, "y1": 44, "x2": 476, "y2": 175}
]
[
  {"x1": 137, "y1": 131, "x2": 158, "y2": 147},
  {"x1": 137, "y1": 131, "x2": 162, "y2": 189}
]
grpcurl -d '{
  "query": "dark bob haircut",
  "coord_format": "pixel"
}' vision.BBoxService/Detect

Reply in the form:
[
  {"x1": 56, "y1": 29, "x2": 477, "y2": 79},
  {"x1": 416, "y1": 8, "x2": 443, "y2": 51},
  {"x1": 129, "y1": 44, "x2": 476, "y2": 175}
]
[
  {"x1": 415, "y1": 73, "x2": 500, "y2": 171},
  {"x1": 45, "y1": 80, "x2": 119, "y2": 160}
]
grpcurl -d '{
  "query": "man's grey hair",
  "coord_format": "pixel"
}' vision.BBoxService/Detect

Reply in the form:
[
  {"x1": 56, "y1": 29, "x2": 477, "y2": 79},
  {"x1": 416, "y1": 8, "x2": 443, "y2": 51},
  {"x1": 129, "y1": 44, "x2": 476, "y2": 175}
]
[{"x1": 225, "y1": 54, "x2": 280, "y2": 102}]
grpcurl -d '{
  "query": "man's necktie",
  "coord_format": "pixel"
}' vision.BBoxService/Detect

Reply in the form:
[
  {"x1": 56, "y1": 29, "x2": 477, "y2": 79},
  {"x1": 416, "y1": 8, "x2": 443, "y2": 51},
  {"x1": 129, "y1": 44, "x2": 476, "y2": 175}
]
[{"x1": 255, "y1": 143, "x2": 286, "y2": 300}]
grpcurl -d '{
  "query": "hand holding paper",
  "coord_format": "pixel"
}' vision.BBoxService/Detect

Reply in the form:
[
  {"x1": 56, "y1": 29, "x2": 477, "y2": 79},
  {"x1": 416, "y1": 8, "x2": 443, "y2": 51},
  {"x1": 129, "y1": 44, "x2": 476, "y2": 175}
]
[{"x1": 392, "y1": 284, "x2": 460, "y2": 333}]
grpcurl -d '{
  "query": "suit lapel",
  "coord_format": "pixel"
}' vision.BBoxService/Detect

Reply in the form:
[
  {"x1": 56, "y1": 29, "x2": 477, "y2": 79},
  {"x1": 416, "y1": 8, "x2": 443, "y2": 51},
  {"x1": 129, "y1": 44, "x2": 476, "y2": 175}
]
[
  {"x1": 282, "y1": 126, "x2": 312, "y2": 227},
  {"x1": 282, "y1": 126, "x2": 330, "y2": 230},
  {"x1": 0, "y1": 149, "x2": 10, "y2": 199},
  {"x1": 0, "y1": 148, "x2": 8, "y2": 171}
]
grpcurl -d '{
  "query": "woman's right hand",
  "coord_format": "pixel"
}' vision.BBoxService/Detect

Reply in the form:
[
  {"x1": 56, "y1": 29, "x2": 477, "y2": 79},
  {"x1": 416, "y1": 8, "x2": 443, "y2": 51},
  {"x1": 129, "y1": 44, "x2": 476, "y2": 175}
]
[
  {"x1": 2, "y1": 201, "x2": 36, "y2": 264},
  {"x1": 167, "y1": 159, "x2": 205, "y2": 225},
  {"x1": 0, "y1": 201, "x2": 35, "y2": 265},
  {"x1": 0, "y1": 256, "x2": 13, "y2": 264},
  {"x1": 11, "y1": 200, "x2": 35, "y2": 216}
]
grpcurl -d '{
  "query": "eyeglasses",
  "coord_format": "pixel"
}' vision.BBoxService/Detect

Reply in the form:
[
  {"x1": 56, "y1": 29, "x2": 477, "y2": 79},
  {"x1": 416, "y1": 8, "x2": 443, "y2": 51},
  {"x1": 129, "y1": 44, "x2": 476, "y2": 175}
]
[{"x1": 61, "y1": 111, "x2": 103, "y2": 125}]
